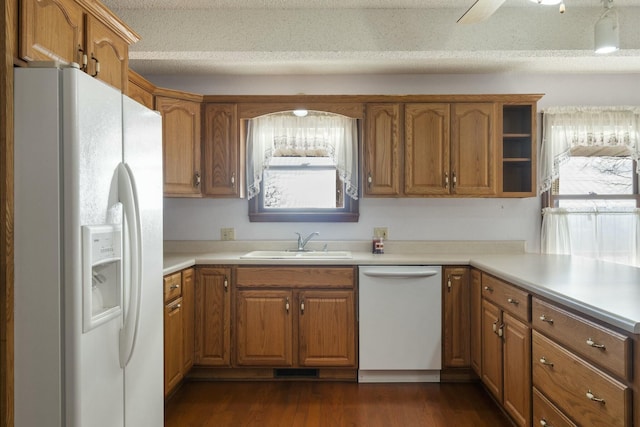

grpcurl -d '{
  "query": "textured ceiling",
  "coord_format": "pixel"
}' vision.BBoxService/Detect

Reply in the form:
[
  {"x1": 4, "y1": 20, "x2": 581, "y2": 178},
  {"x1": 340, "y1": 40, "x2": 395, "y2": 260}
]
[{"x1": 102, "y1": 0, "x2": 640, "y2": 75}]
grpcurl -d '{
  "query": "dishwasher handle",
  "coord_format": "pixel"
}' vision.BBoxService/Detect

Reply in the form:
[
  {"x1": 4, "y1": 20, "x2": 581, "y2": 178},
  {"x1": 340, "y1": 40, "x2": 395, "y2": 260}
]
[{"x1": 361, "y1": 270, "x2": 439, "y2": 279}]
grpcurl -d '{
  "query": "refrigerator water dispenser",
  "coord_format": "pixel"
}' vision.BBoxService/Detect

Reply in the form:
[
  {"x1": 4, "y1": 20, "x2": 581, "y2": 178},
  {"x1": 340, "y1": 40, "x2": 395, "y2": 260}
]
[{"x1": 82, "y1": 224, "x2": 123, "y2": 332}]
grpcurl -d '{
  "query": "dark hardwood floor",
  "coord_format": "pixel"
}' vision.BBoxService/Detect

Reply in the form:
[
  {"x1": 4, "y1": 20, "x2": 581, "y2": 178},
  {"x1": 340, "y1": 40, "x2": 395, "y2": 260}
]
[{"x1": 165, "y1": 381, "x2": 512, "y2": 427}]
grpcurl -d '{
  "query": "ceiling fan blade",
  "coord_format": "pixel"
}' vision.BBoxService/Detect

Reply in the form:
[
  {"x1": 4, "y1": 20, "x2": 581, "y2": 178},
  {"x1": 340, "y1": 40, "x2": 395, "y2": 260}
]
[{"x1": 457, "y1": 0, "x2": 507, "y2": 24}]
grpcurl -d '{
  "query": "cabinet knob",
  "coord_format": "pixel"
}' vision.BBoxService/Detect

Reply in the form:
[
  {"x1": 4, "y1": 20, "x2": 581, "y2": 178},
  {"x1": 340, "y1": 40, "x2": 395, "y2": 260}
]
[
  {"x1": 452, "y1": 171, "x2": 457, "y2": 189},
  {"x1": 586, "y1": 338, "x2": 606, "y2": 350},
  {"x1": 539, "y1": 357, "x2": 554, "y2": 367},
  {"x1": 90, "y1": 53, "x2": 100, "y2": 77},
  {"x1": 444, "y1": 172, "x2": 449, "y2": 188},
  {"x1": 367, "y1": 173, "x2": 372, "y2": 186},
  {"x1": 285, "y1": 297, "x2": 290, "y2": 313},
  {"x1": 447, "y1": 276, "x2": 452, "y2": 292},
  {"x1": 539, "y1": 314, "x2": 554, "y2": 324},
  {"x1": 300, "y1": 300, "x2": 305, "y2": 314},
  {"x1": 194, "y1": 172, "x2": 201, "y2": 187},
  {"x1": 586, "y1": 390, "x2": 605, "y2": 404},
  {"x1": 483, "y1": 286, "x2": 493, "y2": 293},
  {"x1": 539, "y1": 419, "x2": 550, "y2": 427},
  {"x1": 497, "y1": 324, "x2": 504, "y2": 338},
  {"x1": 231, "y1": 173, "x2": 235, "y2": 185},
  {"x1": 224, "y1": 278, "x2": 228, "y2": 291},
  {"x1": 507, "y1": 298, "x2": 519, "y2": 306},
  {"x1": 78, "y1": 45, "x2": 88, "y2": 71}
]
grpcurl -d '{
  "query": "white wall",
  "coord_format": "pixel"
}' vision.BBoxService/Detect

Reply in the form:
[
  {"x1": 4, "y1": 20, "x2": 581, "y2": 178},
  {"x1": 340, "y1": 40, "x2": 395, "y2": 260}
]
[{"x1": 159, "y1": 73, "x2": 640, "y2": 252}]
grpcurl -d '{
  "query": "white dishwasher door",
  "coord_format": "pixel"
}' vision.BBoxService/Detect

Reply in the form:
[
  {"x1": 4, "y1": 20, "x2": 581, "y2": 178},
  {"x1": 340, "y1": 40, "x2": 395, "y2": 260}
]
[{"x1": 358, "y1": 266, "x2": 442, "y2": 383}]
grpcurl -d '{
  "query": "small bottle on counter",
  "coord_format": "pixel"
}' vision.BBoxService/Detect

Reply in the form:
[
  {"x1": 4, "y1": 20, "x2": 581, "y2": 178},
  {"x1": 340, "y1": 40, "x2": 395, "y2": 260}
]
[{"x1": 372, "y1": 236, "x2": 384, "y2": 254}]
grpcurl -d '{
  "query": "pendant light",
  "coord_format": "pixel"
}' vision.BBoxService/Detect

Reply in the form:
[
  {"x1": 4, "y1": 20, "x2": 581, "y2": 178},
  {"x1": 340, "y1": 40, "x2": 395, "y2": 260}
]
[{"x1": 594, "y1": 0, "x2": 619, "y2": 54}]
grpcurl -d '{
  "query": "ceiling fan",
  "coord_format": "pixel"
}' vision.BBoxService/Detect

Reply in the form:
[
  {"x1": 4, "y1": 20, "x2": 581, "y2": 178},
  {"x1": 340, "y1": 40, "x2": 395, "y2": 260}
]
[
  {"x1": 457, "y1": 0, "x2": 565, "y2": 24},
  {"x1": 457, "y1": 0, "x2": 507, "y2": 24}
]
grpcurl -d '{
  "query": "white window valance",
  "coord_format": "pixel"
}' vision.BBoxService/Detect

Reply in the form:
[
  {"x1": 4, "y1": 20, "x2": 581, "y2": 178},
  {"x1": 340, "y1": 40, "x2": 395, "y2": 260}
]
[
  {"x1": 539, "y1": 106, "x2": 640, "y2": 193},
  {"x1": 246, "y1": 111, "x2": 358, "y2": 201}
]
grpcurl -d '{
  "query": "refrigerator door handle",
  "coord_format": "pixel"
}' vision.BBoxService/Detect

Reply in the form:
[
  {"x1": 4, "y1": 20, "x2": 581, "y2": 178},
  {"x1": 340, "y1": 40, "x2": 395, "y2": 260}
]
[{"x1": 117, "y1": 162, "x2": 143, "y2": 368}]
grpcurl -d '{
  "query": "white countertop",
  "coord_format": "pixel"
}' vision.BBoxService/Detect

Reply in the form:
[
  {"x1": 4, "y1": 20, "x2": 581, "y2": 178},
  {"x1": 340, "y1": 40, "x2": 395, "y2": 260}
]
[{"x1": 163, "y1": 242, "x2": 640, "y2": 334}]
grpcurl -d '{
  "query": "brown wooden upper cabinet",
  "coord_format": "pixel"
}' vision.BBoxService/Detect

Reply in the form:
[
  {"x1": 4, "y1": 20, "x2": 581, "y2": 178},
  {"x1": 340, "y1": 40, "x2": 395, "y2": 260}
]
[
  {"x1": 203, "y1": 104, "x2": 242, "y2": 197},
  {"x1": 156, "y1": 96, "x2": 203, "y2": 197},
  {"x1": 405, "y1": 103, "x2": 496, "y2": 196},
  {"x1": 364, "y1": 103, "x2": 402, "y2": 196},
  {"x1": 365, "y1": 98, "x2": 539, "y2": 198},
  {"x1": 19, "y1": 0, "x2": 138, "y2": 92}
]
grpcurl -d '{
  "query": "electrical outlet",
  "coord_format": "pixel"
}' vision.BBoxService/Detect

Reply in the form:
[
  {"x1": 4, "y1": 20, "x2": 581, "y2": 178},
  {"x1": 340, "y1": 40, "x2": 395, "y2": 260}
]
[
  {"x1": 373, "y1": 227, "x2": 388, "y2": 239},
  {"x1": 220, "y1": 227, "x2": 235, "y2": 241}
]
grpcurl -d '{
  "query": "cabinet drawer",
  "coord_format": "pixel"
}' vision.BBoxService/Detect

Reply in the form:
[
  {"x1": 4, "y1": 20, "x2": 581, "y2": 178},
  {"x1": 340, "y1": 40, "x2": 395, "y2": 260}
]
[
  {"x1": 164, "y1": 272, "x2": 182, "y2": 302},
  {"x1": 532, "y1": 331, "x2": 631, "y2": 427},
  {"x1": 532, "y1": 298, "x2": 631, "y2": 380},
  {"x1": 481, "y1": 274, "x2": 530, "y2": 322},
  {"x1": 236, "y1": 267, "x2": 354, "y2": 289},
  {"x1": 533, "y1": 387, "x2": 577, "y2": 427}
]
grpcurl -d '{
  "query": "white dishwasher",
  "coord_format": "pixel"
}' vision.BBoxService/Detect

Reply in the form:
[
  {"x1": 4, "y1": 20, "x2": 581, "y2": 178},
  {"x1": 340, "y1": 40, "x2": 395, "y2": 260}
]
[{"x1": 358, "y1": 265, "x2": 442, "y2": 383}]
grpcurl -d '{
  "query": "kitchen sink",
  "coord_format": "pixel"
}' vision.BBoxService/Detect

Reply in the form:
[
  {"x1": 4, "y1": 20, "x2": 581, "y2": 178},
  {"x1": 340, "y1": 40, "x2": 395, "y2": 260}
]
[{"x1": 240, "y1": 250, "x2": 352, "y2": 260}]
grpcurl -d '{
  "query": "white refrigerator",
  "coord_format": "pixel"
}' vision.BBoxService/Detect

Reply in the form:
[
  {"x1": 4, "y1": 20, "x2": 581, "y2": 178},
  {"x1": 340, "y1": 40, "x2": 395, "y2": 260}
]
[{"x1": 14, "y1": 65, "x2": 164, "y2": 427}]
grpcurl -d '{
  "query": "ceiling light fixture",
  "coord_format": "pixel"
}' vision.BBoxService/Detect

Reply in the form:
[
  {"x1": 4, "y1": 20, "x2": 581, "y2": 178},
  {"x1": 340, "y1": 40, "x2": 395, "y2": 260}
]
[
  {"x1": 293, "y1": 109, "x2": 308, "y2": 117},
  {"x1": 594, "y1": 0, "x2": 619, "y2": 54}
]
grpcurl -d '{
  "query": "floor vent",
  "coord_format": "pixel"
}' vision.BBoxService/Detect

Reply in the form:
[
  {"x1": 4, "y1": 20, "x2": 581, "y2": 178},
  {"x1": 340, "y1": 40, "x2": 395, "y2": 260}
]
[{"x1": 274, "y1": 368, "x2": 319, "y2": 378}]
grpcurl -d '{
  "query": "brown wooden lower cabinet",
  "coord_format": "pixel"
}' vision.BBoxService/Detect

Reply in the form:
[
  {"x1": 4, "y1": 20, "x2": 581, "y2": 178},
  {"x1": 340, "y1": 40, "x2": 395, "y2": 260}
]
[
  {"x1": 442, "y1": 266, "x2": 471, "y2": 368},
  {"x1": 164, "y1": 268, "x2": 196, "y2": 397},
  {"x1": 235, "y1": 266, "x2": 357, "y2": 369},
  {"x1": 469, "y1": 268, "x2": 482, "y2": 376},
  {"x1": 194, "y1": 267, "x2": 231, "y2": 366},
  {"x1": 480, "y1": 275, "x2": 531, "y2": 427},
  {"x1": 164, "y1": 296, "x2": 183, "y2": 395},
  {"x1": 236, "y1": 289, "x2": 293, "y2": 366}
]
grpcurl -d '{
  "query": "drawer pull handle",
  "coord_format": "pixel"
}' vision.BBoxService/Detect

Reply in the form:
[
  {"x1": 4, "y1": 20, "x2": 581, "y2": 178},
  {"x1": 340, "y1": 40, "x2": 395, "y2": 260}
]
[
  {"x1": 492, "y1": 321, "x2": 498, "y2": 332},
  {"x1": 497, "y1": 324, "x2": 504, "y2": 338},
  {"x1": 539, "y1": 314, "x2": 554, "y2": 324},
  {"x1": 224, "y1": 278, "x2": 229, "y2": 291},
  {"x1": 483, "y1": 286, "x2": 493, "y2": 292},
  {"x1": 539, "y1": 357, "x2": 554, "y2": 367},
  {"x1": 285, "y1": 297, "x2": 290, "y2": 313},
  {"x1": 507, "y1": 298, "x2": 519, "y2": 305},
  {"x1": 586, "y1": 338, "x2": 606, "y2": 350},
  {"x1": 586, "y1": 390, "x2": 605, "y2": 404},
  {"x1": 170, "y1": 303, "x2": 181, "y2": 312},
  {"x1": 170, "y1": 284, "x2": 180, "y2": 290},
  {"x1": 539, "y1": 419, "x2": 550, "y2": 427}
]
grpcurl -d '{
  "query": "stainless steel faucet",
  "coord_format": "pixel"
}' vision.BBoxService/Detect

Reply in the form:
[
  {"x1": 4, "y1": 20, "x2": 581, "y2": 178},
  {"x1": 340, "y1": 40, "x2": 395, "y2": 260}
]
[{"x1": 295, "y1": 232, "x2": 319, "y2": 251}]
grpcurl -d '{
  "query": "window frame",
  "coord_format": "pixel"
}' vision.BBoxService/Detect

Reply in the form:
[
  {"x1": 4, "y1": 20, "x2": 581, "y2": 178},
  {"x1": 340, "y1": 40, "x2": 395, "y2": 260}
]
[
  {"x1": 242, "y1": 105, "x2": 363, "y2": 223},
  {"x1": 543, "y1": 157, "x2": 640, "y2": 209}
]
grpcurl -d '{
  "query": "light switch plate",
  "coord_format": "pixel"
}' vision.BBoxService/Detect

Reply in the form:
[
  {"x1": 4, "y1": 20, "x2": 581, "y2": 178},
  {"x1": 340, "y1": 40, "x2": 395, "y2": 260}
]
[
  {"x1": 221, "y1": 227, "x2": 235, "y2": 241},
  {"x1": 373, "y1": 227, "x2": 388, "y2": 239}
]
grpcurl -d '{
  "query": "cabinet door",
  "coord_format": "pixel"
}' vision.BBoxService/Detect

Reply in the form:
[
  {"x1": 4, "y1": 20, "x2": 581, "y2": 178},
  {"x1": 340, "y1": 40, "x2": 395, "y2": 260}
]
[
  {"x1": 236, "y1": 290, "x2": 293, "y2": 366},
  {"x1": 470, "y1": 268, "x2": 482, "y2": 376},
  {"x1": 364, "y1": 103, "x2": 401, "y2": 196},
  {"x1": 156, "y1": 96, "x2": 202, "y2": 196},
  {"x1": 194, "y1": 268, "x2": 231, "y2": 366},
  {"x1": 451, "y1": 103, "x2": 496, "y2": 195},
  {"x1": 404, "y1": 103, "x2": 450, "y2": 195},
  {"x1": 181, "y1": 268, "x2": 195, "y2": 372},
  {"x1": 297, "y1": 290, "x2": 356, "y2": 367},
  {"x1": 164, "y1": 297, "x2": 183, "y2": 396},
  {"x1": 20, "y1": 0, "x2": 84, "y2": 64},
  {"x1": 481, "y1": 299, "x2": 503, "y2": 402},
  {"x1": 84, "y1": 14, "x2": 128, "y2": 91},
  {"x1": 503, "y1": 312, "x2": 531, "y2": 427},
  {"x1": 202, "y1": 103, "x2": 241, "y2": 197},
  {"x1": 443, "y1": 266, "x2": 470, "y2": 368}
]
